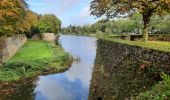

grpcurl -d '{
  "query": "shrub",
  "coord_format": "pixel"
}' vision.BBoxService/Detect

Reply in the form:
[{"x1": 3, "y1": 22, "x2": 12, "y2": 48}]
[{"x1": 137, "y1": 73, "x2": 170, "y2": 100}]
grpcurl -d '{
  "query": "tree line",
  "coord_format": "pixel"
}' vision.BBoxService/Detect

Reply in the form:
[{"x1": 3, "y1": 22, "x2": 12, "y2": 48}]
[
  {"x1": 0, "y1": 0, "x2": 61, "y2": 37},
  {"x1": 62, "y1": 13, "x2": 170, "y2": 36},
  {"x1": 90, "y1": 0, "x2": 170, "y2": 41},
  {"x1": 61, "y1": 0, "x2": 170, "y2": 41}
]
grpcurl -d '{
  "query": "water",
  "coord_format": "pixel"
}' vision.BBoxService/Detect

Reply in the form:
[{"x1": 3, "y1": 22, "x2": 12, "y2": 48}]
[{"x1": 34, "y1": 35, "x2": 97, "y2": 100}]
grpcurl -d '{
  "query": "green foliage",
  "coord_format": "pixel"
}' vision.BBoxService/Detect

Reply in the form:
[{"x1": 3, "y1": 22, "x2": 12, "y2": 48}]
[
  {"x1": 90, "y1": 0, "x2": 170, "y2": 41},
  {"x1": 0, "y1": 40, "x2": 72, "y2": 82},
  {"x1": 150, "y1": 14, "x2": 170, "y2": 34},
  {"x1": 62, "y1": 13, "x2": 170, "y2": 36},
  {"x1": 37, "y1": 14, "x2": 61, "y2": 34},
  {"x1": 137, "y1": 73, "x2": 170, "y2": 100},
  {"x1": 114, "y1": 18, "x2": 136, "y2": 33},
  {"x1": 62, "y1": 24, "x2": 94, "y2": 35}
]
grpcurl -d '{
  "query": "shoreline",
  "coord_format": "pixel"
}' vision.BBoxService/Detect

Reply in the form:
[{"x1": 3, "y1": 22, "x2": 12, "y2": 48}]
[{"x1": 0, "y1": 40, "x2": 73, "y2": 83}]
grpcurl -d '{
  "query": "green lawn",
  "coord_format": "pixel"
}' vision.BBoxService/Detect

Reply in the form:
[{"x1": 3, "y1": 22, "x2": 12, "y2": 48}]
[
  {"x1": 102, "y1": 37, "x2": 170, "y2": 52},
  {"x1": 0, "y1": 40, "x2": 72, "y2": 82},
  {"x1": 9, "y1": 40, "x2": 53, "y2": 62}
]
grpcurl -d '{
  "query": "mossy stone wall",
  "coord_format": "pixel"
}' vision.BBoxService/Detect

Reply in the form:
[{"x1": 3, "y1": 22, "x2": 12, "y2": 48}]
[
  {"x1": 89, "y1": 39, "x2": 170, "y2": 100},
  {"x1": 0, "y1": 34, "x2": 27, "y2": 65}
]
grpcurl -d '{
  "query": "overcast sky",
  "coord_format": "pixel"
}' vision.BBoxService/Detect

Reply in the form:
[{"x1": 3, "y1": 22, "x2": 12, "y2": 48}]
[{"x1": 27, "y1": 0, "x2": 99, "y2": 27}]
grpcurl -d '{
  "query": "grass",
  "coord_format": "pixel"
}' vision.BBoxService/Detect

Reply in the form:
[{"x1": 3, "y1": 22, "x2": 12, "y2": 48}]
[
  {"x1": 136, "y1": 73, "x2": 170, "y2": 100},
  {"x1": 9, "y1": 40, "x2": 53, "y2": 62},
  {"x1": 101, "y1": 37, "x2": 170, "y2": 52},
  {"x1": 0, "y1": 40, "x2": 72, "y2": 82}
]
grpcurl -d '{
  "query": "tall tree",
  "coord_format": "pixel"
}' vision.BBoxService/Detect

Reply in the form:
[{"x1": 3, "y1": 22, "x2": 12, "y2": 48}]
[
  {"x1": 0, "y1": 0, "x2": 27, "y2": 36},
  {"x1": 17, "y1": 10, "x2": 38, "y2": 33},
  {"x1": 90, "y1": 0, "x2": 170, "y2": 41},
  {"x1": 37, "y1": 14, "x2": 61, "y2": 34}
]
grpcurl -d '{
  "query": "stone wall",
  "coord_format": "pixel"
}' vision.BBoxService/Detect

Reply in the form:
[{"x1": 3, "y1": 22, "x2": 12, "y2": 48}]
[
  {"x1": 0, "y1": 34, "x2": 27, "y2": 65},
  {"x1": 41, "y1": 33, "x2": 57, "y2": 42},
  {"x1": 89, "y1": 39, "x2": 170, "y2": 100},
  {"x1": 31, "y1": 34, "x2": 41, "y2": 40}
]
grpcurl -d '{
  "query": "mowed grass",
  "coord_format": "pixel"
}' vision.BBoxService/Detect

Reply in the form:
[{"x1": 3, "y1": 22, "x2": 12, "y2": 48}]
[
  {"x1": 9, "y1": 40, "x2": 53, "y2": 62},
  {"x1": 0, "y1": 40, "x2": 72, "y2": 82},
  {"x1": 102, "y1": 37, "x2": 170, "y2": 52}
]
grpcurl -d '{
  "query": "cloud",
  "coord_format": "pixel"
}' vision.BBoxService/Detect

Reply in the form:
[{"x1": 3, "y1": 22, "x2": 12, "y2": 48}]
[
  {"x1": 29, "y1": 2, "x2": 45, "y2": 6},
  {"x1": 69, "y1": 5, "x2": 96, "y2": 26},
  {"x1": 28, "y1": 0, "x2": 81, "y2": 14},
  {"x1": 79, "y1": 6, "x2": 90, "y2": 18},
  {"x1": 57, "y1": 0, "x2": 81, "y2": 13},
  {"x1": 35, "y1": 77, "x2": 73, "y2": 100},
  {"x1": 27, "y1": 0, "x2": 98, "y2": 27}
]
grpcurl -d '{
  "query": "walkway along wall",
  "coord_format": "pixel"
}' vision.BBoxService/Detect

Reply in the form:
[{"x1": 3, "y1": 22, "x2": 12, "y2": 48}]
[
  {"x1": 89, "y1": 39, "x2": 170, "y2": 100},
  {"x1": 0, "y1": 34, "x2": 27, "y2": 65}
]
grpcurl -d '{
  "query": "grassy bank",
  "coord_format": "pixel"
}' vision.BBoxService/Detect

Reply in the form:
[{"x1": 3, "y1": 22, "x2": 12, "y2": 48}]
[
  {"x1": 0, "y1": 40, "x2": 72, "y2": 82},
  {"x1": 101, "y1": 36, "x2": 170, "y2": 52},
  {"x1": 136, "y1": 73, "x2": 170, "y2": 100}
]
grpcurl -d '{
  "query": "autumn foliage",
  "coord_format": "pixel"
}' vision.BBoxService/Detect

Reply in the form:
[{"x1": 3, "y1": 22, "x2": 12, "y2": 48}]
[{"x1": 0, "y1": 0, "x2": 27, "y2": 36}]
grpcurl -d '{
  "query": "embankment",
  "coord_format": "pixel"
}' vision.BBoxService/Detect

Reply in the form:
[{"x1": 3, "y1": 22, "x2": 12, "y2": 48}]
[
  {"x1": 89, "y1": 39, "x2": 170, "y2": 100},
  {"x1": 0, "y1": 34, "x2": 27, "y2": 65}
]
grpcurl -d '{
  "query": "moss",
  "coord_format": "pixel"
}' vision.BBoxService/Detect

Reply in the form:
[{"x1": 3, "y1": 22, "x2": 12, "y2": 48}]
[
  {"x1": 89, "y1": 39, "x2": 168, "y2": 100},
  {"x1": 0, "y1": 40, "x2": 72, "y2": 82}
]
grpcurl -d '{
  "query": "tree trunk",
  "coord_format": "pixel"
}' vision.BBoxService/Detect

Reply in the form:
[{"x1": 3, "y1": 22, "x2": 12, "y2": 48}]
[
  {"x1": 142, "y1": 16, "x2": 150, "y2": 41},
  {"x1": 143, "y1": 23, "x2": 148, "y2": 41}
]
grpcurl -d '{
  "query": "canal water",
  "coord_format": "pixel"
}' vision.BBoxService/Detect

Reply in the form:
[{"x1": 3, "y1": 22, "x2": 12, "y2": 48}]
[
  {"x1": 0, "y1": 35, "x2": 97, "y2": 100},
  {"x1": 34, "y1": 35, "x2": 97, "y2": 100}
]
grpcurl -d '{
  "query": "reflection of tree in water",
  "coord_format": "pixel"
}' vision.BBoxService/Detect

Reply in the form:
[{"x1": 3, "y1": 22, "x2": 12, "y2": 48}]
[
  {"x1": 0, "y1": 78, "x2": 36, "y2": 100},
  {"x1": 89, "y1": 39, "x2": 168, "y2": 100}
]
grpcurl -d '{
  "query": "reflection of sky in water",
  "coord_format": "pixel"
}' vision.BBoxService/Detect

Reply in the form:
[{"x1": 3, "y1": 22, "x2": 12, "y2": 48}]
[{"x1": 34, "y1": 35, "x2": 97, "y2": 100}]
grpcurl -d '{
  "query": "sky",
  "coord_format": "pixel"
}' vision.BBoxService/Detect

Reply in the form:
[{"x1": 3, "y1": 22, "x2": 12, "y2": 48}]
[{"x1": 26, "y1": 0, "x2": 99, "y2": 27}]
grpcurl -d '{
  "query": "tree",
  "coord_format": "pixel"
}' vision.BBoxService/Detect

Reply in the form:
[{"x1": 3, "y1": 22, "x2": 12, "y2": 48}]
[
  {"x1": 17, "y1": 10, "x2": 38, "y2": 34},
  {"x1": 150, "y1": 14, "x2": 170, "y2": 34},
  {"x1": 0, "y1": 0, "x2": 27, "y2": 36},
  {"x1": 37, "y1": 14, "x2": 61, "y2": 34},
  {"x1": 130, "y1": 13, "x2": 143, "y2": 34},
  {"x1": 90, "y1": 0, "x2": 170, "y2": 41}
]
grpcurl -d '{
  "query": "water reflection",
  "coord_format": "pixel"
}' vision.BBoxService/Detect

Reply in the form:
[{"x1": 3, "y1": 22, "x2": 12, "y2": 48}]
[
  {"x1": 34, "y1": 35, "x2": 97, "y2": 100},
  {"x1": 0, "y1": 78, "x2": 35, "y2": 100}
]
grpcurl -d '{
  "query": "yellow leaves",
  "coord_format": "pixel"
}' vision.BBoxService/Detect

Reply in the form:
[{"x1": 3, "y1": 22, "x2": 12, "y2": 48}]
[
  {"x1": 0, "y1": 0, "x2": 16, "y2": 8},
  {"x1": 1, "y1": 0, "x2": 9, "y2": 7},
  {"x1": 0, "y1": 0, "x2": 27, "y2": 35},
  {"x1": 98, "y1": 0, "x2": 111, "y2": 10},
  {"x1": 161, "y1": 0, "x2": 170, "y2": 3},
  {"x1": 91, "y1": 0, "x2": 170, "y2": 18},
  {"x1": 6, "y1": 11, "x2": 16, "y2": 17},
  {"x1": 120, "y1": 7, "x2": 128, "y2": 13}
]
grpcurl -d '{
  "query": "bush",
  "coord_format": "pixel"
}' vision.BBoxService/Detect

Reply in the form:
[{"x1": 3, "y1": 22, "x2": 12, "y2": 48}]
[{"x1": 137, "y1": 73, "x2": 170, "y2": 100}]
